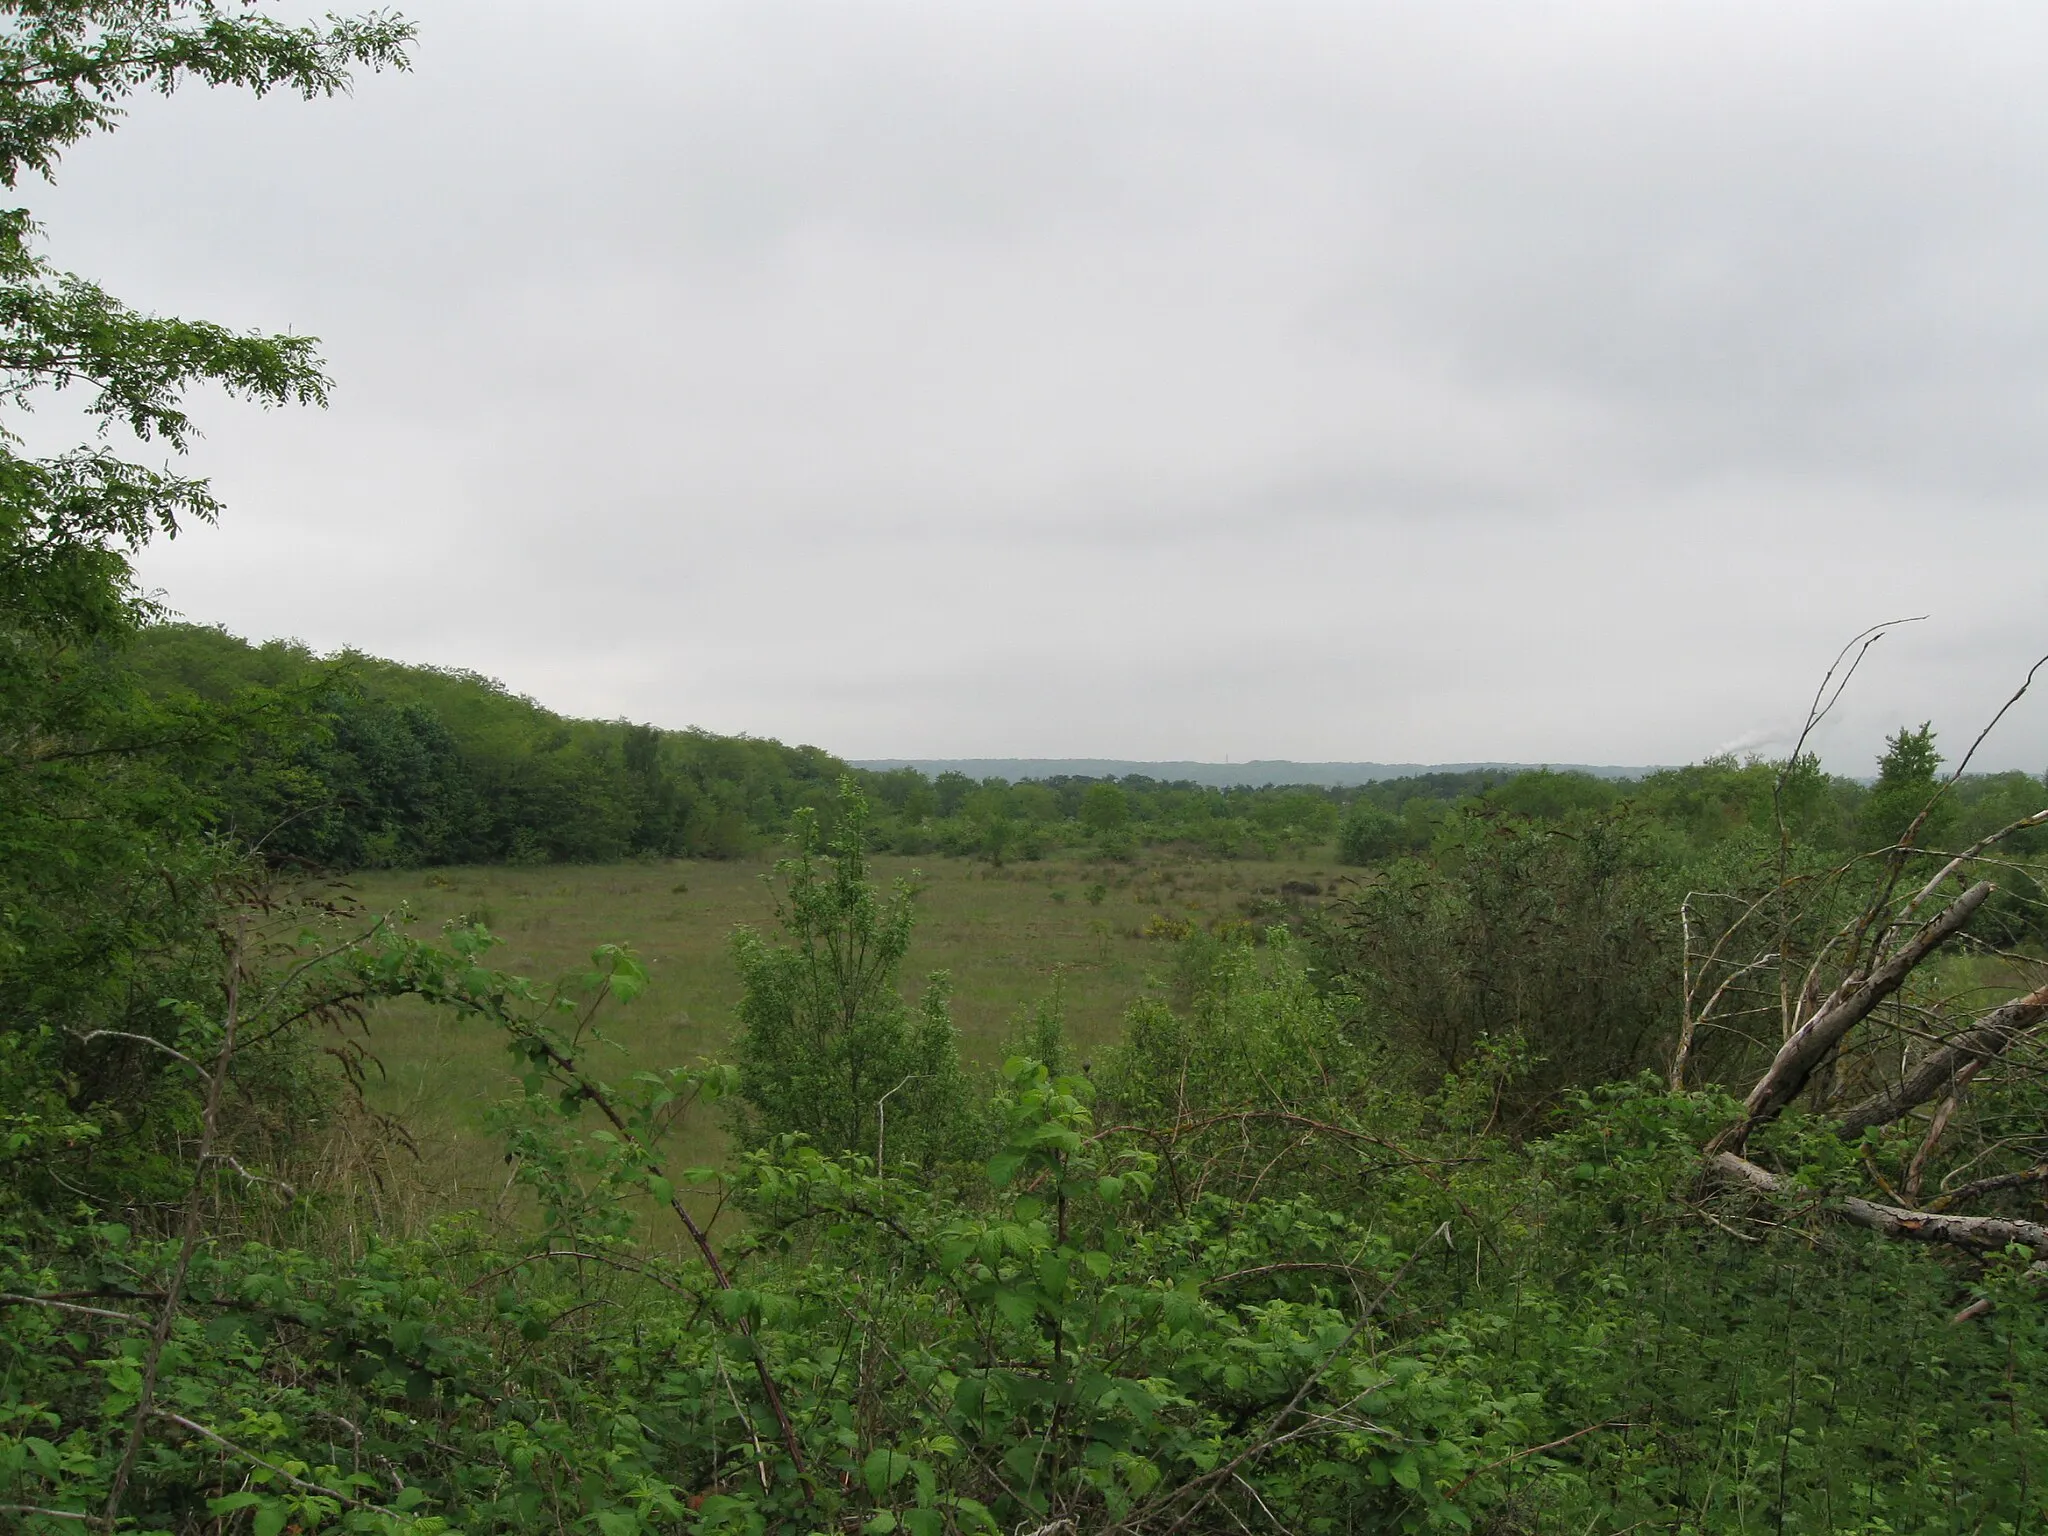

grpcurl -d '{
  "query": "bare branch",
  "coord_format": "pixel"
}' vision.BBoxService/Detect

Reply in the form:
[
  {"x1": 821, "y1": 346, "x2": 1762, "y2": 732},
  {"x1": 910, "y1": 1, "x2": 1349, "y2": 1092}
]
[
  {"x1": 1896, "y1": 808, "x2": 2048, "y2": 930},
  {"x1": 1931, "y1": 1164, "x2": 2048, "y2": 1212},
  {"x1": 1709, "y1": 1152, "x2": 2048, "y2": 1256},
  {"x1": 1902, "y1": 1060, "x2": 1978, "y2": 1202},
  {"x1": 150, "y1": 1412, "x2": 371, "y2": 1509},
  {"x1": 1836, "y1": 981, "x2": 2048, "y2": 1137},
  {"x1": 1673, "y1": 949, "x2": 1779, "y2": 1089},
  {"x1": 67, "y1": 1028, "x2": 209, "y2": 1084},
  {"x1": 1716, "y1": 882, "x2": 1992, "y2": 1150},
  {"x1": 0, "y1": 1293, "x2": 144, "y2": 1323}
]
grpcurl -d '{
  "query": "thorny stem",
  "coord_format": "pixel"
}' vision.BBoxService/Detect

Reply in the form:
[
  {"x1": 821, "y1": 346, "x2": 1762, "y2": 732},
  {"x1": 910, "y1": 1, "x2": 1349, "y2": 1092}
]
[
  {"x1": 101, "y1": 917, "x2": 248, "y2": 1532},
  {"x1": 520, "y1": 1023, "x2": 813, "y2": 1491}
]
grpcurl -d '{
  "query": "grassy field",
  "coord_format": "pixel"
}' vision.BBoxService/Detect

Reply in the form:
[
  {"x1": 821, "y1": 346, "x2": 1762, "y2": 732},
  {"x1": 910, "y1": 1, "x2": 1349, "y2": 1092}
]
[{"x1": 343, "y1": 846, "x2": 1341, "y2": 1216}]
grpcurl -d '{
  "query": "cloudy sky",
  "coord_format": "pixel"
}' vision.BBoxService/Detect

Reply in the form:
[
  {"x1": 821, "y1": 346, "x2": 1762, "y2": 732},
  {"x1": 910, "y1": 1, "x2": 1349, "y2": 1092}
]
[{"x1": 27, "y1": 1, "x2": 2048, "y2": 769}]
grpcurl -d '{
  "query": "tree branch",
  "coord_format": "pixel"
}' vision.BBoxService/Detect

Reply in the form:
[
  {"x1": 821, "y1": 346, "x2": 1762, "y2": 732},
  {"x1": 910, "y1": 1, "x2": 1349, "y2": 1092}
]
[
  {"x1": 1834, "y1": 980, "x2": 2048, "y2": 1137},
  {"x1": 1708, "y1": 1151, "x2": 2048, "y2": 1256},
  {"x1": 1714, "y1": 881, "x2": 1991, "y2": 1151}
]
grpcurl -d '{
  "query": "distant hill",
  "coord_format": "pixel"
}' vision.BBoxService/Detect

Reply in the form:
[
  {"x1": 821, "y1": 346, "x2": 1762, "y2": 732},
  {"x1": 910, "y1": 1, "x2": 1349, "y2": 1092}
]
[{"x1": 851, "y1": 759, "x2": 1663, "y2": 789}]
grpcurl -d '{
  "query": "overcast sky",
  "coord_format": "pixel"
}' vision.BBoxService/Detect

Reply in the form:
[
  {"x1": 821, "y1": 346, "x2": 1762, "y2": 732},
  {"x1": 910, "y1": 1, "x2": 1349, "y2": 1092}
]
[{"x1": 26, "y1": 1, "x2": 2048, "y2": 769}]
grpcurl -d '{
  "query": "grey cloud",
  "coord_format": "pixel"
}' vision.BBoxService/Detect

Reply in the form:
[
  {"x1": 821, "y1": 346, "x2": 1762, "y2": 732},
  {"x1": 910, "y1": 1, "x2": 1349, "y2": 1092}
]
[{"x1": 25, "y1": 0, "x2": 2048, "y2": 767}]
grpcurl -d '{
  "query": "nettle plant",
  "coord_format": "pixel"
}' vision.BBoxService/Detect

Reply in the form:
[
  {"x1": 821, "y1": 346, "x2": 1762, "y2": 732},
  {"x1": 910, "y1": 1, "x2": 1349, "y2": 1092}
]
[{"x1": 423, "y1": 928, "x2": 1515, "y2": 1536}]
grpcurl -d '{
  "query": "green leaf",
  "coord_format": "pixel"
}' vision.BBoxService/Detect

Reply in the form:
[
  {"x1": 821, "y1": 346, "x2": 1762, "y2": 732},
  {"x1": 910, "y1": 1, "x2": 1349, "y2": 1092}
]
[
  {"x1": 253, "y1": 1502, "x2": 288, "y2": 1536},
  {"x1": 992, "y1": 1289, "x2": 1039, "y2": 1327},
  {"x1": 864, "y1": 1447, "x2": 911, "y2": 1498},
  {"x1": 646, "y1": 1173, "x2": 674, "y2": 1204}
]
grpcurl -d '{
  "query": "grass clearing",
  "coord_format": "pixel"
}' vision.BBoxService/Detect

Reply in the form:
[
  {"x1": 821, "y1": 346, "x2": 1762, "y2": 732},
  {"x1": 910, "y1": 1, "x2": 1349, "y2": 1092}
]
[{"x1": 342, "y1": 846, "x2": 1341, "y2": 1212}]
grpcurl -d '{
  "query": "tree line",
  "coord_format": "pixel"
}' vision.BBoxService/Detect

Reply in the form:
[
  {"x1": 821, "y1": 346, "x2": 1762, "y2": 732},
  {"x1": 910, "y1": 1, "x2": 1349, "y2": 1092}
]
[{"x1": 124, "y1": 622, "x2": 2048, "y2": 882}]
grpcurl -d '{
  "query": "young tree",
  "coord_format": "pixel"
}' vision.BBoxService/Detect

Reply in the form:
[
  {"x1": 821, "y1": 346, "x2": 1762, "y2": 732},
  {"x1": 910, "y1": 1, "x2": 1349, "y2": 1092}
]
[
  {"x1": 1080, "y1": 782, "x2": 1130, "y2": 835},
  {"x1": 1336, "y1": 800, "x2": 1404, "y2": 864},
  {"x1": 729, "y1": 779, "x2": 971, "y2": 1167},
  {"x1": 0, "y1": 3, "x2": 415, "y2": 1176},
  {"x1": 933, "y1": 768, "x2": 973, "y2": 816},
  {"x1": 1858, "y1": 722, "x2": 1957, "y2": 850}
]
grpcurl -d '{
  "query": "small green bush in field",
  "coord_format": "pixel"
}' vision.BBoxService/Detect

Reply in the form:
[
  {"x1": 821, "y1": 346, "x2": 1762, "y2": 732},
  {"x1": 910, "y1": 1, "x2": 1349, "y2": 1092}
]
[{"x1": 727, "y1": 779, "x2": 974, "y2": 1169}]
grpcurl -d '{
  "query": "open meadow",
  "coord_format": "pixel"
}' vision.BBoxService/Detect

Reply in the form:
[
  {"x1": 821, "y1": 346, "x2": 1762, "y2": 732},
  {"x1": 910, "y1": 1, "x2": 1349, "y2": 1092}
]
[{"x1": 344, "y1": 846, "x2": 1340, "y2": 1209}]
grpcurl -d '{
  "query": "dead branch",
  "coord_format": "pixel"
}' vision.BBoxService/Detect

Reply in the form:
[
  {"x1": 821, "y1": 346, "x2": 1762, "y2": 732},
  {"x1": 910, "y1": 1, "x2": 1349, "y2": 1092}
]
[
  {"x1": 1673, "y1": 948, "x2": 1779, "y2": 1089},
  {"x1": 66, "y1": 1028, "x2": 211, "y2": 1083},
  {"x1": 1952, "y1": 1261, "x2": 2048, "y2": 1324},
  {"x1": 1834, "y1": 980, "x2": 2048, "y2": 1137},
  {"x1": 1930, "y1": 1164, "x2": 2048, "y2": 1213},
  {"x1": 1895, "y1": 809, "x2": 2048, "y2": 931},
  {"x1": 1713, "y1": 882, "x2": 1991, "y2": 1151},
  {"x1": 1903, "y1": 1061, "x2": 1980, "y2": 1202},
  {"x1": 0, "y1": 1294, "x2": 148, "y2": 1323},
  {"x1": 151, "y1": 1411, "x2": 373, "y2": 1510},
  {"x1": 1708, "y1": 1151, "x2": 2048, "y2": 1256}
]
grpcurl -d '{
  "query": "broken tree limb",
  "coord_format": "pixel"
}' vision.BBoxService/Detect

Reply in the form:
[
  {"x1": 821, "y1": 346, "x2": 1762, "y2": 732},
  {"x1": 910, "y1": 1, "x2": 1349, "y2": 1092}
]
[
  {"x1": 1903, "y1": 1060, "x2": 1981, "y2": 1202},
  {"x1": 1952, "y1": 1261, "x2": 2048, "y2": 1324},
  {"x1": 1931, "y1": 1164, "x2": 2048, "y2": 1213},
  {"x1": 1895, "y1": 809, "x2": 2048, "y2": 931},
  {"x1": 1708, "y1": 1151, "x2": 2048, "y2": 1256},
  {"x1": 1712, "y1": 881, "x2": 1992, "y2": 1151},
  {"x1": 1834, "y1": 980, "x2": 2048, "y2": 1138}
]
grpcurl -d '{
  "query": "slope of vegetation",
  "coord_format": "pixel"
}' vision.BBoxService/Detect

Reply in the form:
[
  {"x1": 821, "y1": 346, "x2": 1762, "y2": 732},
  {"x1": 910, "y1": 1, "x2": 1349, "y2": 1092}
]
[
  {"x1": 4, "y1": 8, "x2": 2048, "y2": 1536},
  {"x1": 128, "y1": 624, "x2": 849, "y2": 866}
]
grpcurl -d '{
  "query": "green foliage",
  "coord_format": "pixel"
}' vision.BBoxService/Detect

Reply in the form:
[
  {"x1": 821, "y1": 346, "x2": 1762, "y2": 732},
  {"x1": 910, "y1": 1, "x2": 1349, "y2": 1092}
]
[
  {"x1": 729, "y1": 780, "x2": 973, "y2": 1169},
  {"x1": 1320, "y1": 807, "x2": 1682, "y2": 1116},
  {"x1": 1859, "y1": 721, "x2": 1958, "y2": 850},
  {"x1": 851, "y1": 754, "x2": 1952, "y2": 870},
  {"x1": 6, "y1": 11, "x2": 2048, "y2": 1532},
  {"x1": 126, "y1": 624, "x2": 849, "y2": 866},
  {"x1": 1102, "y1": 928, "x2": 1386, "y2": 1137},
  {"x1": 1336, "y1": 800, "x2": 1405, "y2": 865},
  {"x1": 1079, "y1": 782, "x2": 1130, "y2": 833},
  {"x1": 11, "y1": 920, "x2": 2047, "y2": 1534},
  {"x1": 0, "y1": 0, "x2": 416, "y2": 1234},
  {"x1": 1484, "y1": 766, "x2": 1619, "y2": 820}
]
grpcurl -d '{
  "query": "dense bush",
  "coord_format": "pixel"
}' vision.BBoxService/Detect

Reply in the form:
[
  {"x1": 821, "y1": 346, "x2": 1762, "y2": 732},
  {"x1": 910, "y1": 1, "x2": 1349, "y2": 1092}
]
[
  {"x1": 8, "y1": 901, "x2": 2047, "y2": 1534},
  {"x1": 1317, "y1": 808, "x2": 1683, "y2": 1118}
]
